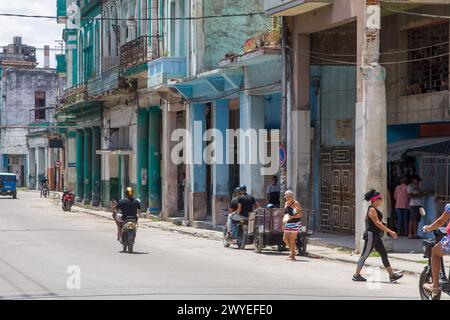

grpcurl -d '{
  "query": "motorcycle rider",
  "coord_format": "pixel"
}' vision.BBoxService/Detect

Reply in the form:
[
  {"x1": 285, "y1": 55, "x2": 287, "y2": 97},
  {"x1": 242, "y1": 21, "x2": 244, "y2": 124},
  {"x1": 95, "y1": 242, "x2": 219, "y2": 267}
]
[
  {"x1": 40, "y1": 176, "x2": 49, "y2": 198},
  {"x1": 422, "y1": 204, "x2": 450, "y2": 295},
  {"x1": 112, "y1": 187, "x2": 141, "y2": 242},
  {"x1": 231, "y1": 185, "x2": 260, "y2": 241},
  {"x1": 226, "y1": 187, "x2": 241, "y2": 238}
]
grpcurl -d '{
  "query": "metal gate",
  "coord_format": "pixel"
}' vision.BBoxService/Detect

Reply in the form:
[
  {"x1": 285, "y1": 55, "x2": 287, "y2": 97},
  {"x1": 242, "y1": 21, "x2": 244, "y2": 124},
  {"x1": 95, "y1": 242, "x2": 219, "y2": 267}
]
[
  {"x1": 320, "y1": 147, "x2": 355, "y2": 234},
  {"x1": 419, "y1": 156, "x2": 450, "y2": 215}
]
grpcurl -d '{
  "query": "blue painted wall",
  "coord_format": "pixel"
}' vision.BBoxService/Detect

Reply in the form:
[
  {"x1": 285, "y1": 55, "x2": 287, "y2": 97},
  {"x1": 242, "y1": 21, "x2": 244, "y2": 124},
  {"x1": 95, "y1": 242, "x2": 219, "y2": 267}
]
[
  {"x1": 265, "y1": 93, "x2": 281, "y2": 130},
  {"x1": 387, "y1": 124, "x2": 420, "y2": 144}
]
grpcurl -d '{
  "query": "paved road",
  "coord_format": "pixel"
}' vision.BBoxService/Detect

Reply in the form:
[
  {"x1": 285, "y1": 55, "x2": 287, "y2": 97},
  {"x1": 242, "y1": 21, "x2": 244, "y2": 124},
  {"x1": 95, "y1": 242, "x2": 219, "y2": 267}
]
[{"x1": 0, "y1": 191, "x2": 445, "y2": 300}]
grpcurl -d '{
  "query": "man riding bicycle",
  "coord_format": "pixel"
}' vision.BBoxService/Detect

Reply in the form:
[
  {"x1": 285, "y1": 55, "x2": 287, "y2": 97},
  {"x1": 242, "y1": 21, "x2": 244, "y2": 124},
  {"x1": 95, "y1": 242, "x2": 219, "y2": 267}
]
[
  {"x1": 422, "y1": 204, "x2": 450, "y2": 295},
  {"x1": 40, "y1": 176, "x2": 49, "y2": 198}
]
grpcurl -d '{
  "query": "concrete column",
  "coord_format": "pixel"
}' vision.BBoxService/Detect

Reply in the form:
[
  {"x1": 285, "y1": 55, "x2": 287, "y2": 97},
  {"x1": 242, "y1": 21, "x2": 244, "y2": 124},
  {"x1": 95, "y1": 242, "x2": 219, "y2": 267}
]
[
  {"x1": 83, "y1": 128, "x2": 93, "y2": 205},
  {"x1": 28, "y1": 148, "x2": 36, "y2": 189},
  {"x1": 136, "y1": 108, "x2": 149, "y2": 208},
  {"x1": 212, "y1": 100, "x2": 229, "y2": 227},
  {"x1": 162, "y1": 107, "x2": 179, "y2": 218},
  {"x1": 355, "y1": 0, "x2": 390, "y2": 252},
  {"x1": 292, "y1": 33, "x2": 312, "y2": 210},
  {"x1": 148, "y1": 106, "x2": 162, "y2": 213},
  {"x1": 91, "y1": 126, "x2": 101, "y2": 207},
  {"x1": 188, "y1": 103, "x2": 207, "y2": 221},
  {"x1": 239, "y1": 93, "x2": 265, "y2": 202},
  {"x1": 76, "y1": 129, "x2": 84, "y2": 202}
]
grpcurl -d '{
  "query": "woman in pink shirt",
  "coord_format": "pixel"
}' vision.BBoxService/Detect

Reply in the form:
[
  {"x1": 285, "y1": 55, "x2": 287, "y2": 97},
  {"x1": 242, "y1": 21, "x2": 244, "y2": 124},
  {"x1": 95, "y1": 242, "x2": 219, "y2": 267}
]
[{"x1": 394, "y1": 177, "x2": 410, "y2": 236}]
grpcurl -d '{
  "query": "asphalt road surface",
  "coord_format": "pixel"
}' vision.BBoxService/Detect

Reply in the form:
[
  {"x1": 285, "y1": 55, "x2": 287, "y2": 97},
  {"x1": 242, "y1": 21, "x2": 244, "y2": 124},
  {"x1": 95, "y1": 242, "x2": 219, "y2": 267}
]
[{"x1": 0, "y1": 191, "x2": 445, "y2": 300}]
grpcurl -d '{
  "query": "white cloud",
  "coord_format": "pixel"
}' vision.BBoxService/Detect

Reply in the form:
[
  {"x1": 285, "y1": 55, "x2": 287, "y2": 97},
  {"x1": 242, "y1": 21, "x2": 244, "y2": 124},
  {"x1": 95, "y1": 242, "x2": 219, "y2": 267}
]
[{"x1": 0, "y1": 0, "x2": 64, "y2": 68}]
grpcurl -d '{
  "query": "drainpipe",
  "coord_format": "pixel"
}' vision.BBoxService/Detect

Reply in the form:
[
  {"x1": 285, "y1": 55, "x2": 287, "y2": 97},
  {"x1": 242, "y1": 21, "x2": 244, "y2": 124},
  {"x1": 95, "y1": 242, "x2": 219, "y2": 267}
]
[{"x1": 279, "y1": 16, "x2": 289, "y2": 207}]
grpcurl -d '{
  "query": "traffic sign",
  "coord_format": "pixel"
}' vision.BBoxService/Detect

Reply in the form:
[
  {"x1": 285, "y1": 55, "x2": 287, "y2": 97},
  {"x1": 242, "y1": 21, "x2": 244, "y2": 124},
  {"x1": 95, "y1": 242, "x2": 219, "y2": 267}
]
[
  {"x1": 279, "y1": 144, "x2": 287, "y2": 167},
  {"x1": 55, "y1": 160, "x2": 62, "y2": 168}
]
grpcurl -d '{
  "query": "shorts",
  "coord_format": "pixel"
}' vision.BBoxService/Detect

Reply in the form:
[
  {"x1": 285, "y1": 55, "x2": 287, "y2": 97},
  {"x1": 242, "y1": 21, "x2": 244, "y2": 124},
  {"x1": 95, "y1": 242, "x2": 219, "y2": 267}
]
[
  {"x1": 441, "y1": 236, "x2": 450, "y2": 255},
  {"x1": 409, "y1": 206, "x2": 421, "y2": 222}
]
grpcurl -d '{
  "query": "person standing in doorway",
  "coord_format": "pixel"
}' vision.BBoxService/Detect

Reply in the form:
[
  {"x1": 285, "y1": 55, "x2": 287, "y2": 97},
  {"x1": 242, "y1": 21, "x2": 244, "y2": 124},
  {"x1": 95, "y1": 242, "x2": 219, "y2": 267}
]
[
  {"x1": 353, "y1": 190, "x2": 403, "y2": 283},
  {"x1": 407, "y1": 175, "x2": 425, "y2": 239},
  {"x1": 266, "y1": 175, "x2": 281, "y2": 207},
  {"x1": 394, "y1": 177, "x2": 410, "y2": 236}
]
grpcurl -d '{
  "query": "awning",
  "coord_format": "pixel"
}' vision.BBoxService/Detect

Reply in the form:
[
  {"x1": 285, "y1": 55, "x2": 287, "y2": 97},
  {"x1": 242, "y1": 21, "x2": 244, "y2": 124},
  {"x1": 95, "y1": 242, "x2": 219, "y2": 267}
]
[
  {"x1": 388, "y1": 137, "x2": 450, "y2": 162},
  {"x1": 96, "y1": 149, "x2": 133, "y2": 156}
]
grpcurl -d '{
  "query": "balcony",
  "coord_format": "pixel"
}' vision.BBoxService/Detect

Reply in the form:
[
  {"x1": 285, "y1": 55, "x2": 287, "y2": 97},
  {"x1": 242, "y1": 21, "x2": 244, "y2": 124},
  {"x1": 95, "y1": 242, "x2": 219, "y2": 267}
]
[
  {"x1": 264, "y1": 0, "x2": 332, "y2": 16},
  {"x1": 147, "y1": 57, "x2": 187, "y2": 89},
  {"x1": 59, "y1": 85, "x2": 87, "y2": 108},
  {"x1": 120, "y1": 36, "x2": 157, "y2": 75},
  {"x1": 87, "y1": 65, "x2": 137, "y2": 99},
  {"x1": 29, "y1": 107, "x2": 56, "y2": 127}
]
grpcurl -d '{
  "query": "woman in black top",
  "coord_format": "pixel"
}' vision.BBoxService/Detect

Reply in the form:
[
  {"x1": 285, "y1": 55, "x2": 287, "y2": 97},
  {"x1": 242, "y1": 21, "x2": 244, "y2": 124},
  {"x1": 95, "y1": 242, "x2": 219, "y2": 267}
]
[{"x1": 353, "y1": 190, "x2": 403, "y2": 283}]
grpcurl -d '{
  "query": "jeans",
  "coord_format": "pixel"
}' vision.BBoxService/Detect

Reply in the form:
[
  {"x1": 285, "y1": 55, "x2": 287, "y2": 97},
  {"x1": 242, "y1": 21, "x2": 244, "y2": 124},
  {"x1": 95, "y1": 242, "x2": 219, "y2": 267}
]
[
  {"x1": 396, "y1": 208, "x2": 410, "y2": 235},
  {"x1": 227, "y1": 214, "x2": 239, "y2": 239}
]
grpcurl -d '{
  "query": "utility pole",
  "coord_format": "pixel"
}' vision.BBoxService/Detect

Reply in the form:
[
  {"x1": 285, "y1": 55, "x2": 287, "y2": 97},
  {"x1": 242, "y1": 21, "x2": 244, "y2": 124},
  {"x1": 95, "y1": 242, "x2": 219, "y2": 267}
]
[
  {"x1": 355, "y1": 0, "x2": 391, "y2": 252},
  {"x1": 279, "y1": 17, "x2": 288, "y2": 207}
]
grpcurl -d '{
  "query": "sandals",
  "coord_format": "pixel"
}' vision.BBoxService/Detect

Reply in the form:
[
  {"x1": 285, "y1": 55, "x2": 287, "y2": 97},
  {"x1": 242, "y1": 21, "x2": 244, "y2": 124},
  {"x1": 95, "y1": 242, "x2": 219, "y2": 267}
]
[{"x1": 423, "y1": 283, "x2": 441, "y2": 296}]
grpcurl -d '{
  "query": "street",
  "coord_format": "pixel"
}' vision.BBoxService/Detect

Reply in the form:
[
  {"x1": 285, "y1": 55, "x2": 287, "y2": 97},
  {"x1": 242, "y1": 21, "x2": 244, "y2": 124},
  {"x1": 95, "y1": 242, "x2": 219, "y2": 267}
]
[{"x1": 0, "y1": 191, "x2": 443, "y2": 300}]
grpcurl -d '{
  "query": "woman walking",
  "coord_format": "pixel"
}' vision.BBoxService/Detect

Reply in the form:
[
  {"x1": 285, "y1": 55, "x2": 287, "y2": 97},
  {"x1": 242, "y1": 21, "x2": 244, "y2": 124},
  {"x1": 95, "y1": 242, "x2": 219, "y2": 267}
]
[
  {"x1": 283, "y1": 190, "x2": 303, "y2": 261},
  {"x1": 353, "y1": 189, "x2": 404, "y2": 282}
]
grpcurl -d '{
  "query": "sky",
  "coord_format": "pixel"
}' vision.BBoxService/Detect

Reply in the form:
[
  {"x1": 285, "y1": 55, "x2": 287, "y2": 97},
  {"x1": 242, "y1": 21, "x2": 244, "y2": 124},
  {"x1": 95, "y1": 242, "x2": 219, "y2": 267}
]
[{"x1": 0, "y1": 0, "x2": 64, "y2": 68}]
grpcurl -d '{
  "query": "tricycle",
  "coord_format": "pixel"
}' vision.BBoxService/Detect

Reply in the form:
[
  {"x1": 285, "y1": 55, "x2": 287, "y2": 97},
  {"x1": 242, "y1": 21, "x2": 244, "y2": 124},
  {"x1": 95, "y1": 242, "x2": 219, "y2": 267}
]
[{"x1": 249, "y1": 206, "x2": 313, "y2": 256}]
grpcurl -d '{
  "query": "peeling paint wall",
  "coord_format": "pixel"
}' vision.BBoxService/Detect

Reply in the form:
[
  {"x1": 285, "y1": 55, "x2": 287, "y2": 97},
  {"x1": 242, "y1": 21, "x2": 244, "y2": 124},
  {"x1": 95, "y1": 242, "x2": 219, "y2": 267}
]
[
  {"x1": 202, "y1": 0, "x2": 271, "y2": 71},
  {"x1": 0, "y1": 68, "x2": 58, "y2": 155}
]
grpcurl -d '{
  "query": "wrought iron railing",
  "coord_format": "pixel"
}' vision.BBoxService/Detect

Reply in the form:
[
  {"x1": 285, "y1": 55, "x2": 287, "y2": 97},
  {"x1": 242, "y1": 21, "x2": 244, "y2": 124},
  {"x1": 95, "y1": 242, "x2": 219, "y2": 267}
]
[{"x1": 120, "y1": 35, "x2": 151, "y2": 71}]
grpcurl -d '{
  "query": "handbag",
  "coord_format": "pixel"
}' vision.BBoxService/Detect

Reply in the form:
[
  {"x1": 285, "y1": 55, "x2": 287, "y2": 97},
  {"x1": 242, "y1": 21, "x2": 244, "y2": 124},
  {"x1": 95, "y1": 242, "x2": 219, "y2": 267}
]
[{"x1": 283, "y1": 214, "x2": 290, "y2": 224}]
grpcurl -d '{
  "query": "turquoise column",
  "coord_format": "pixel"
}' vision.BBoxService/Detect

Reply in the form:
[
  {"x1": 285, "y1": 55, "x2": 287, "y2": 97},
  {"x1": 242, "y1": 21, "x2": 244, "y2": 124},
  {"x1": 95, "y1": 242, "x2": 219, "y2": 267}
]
[
  {"x1": 75, "y1": 129, "x2": 84, "y2": 202},
  {"x1": 213, "y1": 100, "x2": 229, "y2": 196},
  {"x1": 190, "y1": 103, "x2": 206, "y2": 193},
  {"x1": 83, "y1": 128, "x2": 93, "y2": 205},
  {"x1": 148, "y1": 106, "x2": 162, "y2": 213},
  {"x1": 137, "y1": 108, "x2": 149, "y2": 208},
  {"x1": 91, "y1": 126, "x2": 101, "y2": 206}
]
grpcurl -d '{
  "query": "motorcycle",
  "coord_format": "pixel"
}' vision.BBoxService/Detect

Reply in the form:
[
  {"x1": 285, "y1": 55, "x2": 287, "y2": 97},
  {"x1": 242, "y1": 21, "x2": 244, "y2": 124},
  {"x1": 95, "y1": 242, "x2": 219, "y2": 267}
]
[
  {"x1": 41, "y1": 184, "x2": 49, "y2": 198},
  {"x1": 122, "y1": 218, "x2": 138, "y2": 253},
  {"x1": 419, "y1": 227, "x2": 450, "y2": 300},
  {"x1": 223, "y1": 213, "x2": 253, "y2": 250},
  {"x1": 296, "y1": 225, "x2": 309, "y2": 256},
  {"x1": 62, "y1": 191, "x2": 74, "y2": 212}
]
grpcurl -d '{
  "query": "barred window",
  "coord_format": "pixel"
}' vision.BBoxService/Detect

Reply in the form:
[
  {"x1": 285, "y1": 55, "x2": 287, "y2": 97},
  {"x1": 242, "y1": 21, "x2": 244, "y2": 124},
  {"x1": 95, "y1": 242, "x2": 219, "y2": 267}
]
[{"x1": 408, "y1": 23, "x2": 449, "y2": 95}]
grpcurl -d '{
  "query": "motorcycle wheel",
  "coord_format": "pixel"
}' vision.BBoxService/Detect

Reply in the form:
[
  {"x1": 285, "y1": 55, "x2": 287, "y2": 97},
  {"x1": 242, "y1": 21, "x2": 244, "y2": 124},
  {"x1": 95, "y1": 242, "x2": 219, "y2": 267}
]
[
  {"x1": 62, "y1": 206, "x2": 67, "y2": 212},
  {"x1": 238, "y1": 226, "x2": 247, "y2": 250},
  {"x1": 297, "y1": 234, "x2": 308, "y2": 256},
  {"x1": 254, "y1": 229, "x2": 264, "y2": 253},
  {"x1": 277, "y1": 244, "x2": 287, "y2": 252},
  {"x1": 223, "y1": 226, "x2": 231, "y2": 248},
  {"x1": 419, "y1": 267, "x2": 442, "y2": 300},
  {"x1": 68, "y1": 204, "x2": 72, "y2": 212},
  {"x1": 128, "y1": 245, "x2": 134, "y2": 253},
  {"x1": 123, "y1": 245, "x2": 127, "y2": 252}
]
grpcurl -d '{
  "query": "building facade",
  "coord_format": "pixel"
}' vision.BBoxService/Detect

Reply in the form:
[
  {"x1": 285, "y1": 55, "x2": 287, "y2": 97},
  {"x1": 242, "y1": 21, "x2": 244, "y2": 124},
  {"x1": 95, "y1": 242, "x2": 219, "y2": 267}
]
[{"x1": 0, "y1": 36, "x2": 61, "y2": 190}]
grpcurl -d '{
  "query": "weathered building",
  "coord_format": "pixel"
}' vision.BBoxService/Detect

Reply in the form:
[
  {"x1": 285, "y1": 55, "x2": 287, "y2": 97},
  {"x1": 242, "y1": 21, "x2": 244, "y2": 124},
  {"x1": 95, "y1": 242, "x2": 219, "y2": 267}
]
[
  {"x1": 264, "y1": 0, "x2": 450, "y2": 251},
  {"x1": 0, "y1": 37, "x2": 60, "y2": 189}
]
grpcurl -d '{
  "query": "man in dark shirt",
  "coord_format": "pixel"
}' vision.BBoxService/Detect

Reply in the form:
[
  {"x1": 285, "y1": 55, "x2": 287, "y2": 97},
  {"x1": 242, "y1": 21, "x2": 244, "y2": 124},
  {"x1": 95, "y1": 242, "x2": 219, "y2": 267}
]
[
  {"x1": 226, "y1": 188, "x2": 241, "y2": 238},
  {"x1": 112, "y1": 187, "x2": 141, "y2": 242},
  {"x1": 236, "y1": 185, "x2": 260, "y2": 218}
]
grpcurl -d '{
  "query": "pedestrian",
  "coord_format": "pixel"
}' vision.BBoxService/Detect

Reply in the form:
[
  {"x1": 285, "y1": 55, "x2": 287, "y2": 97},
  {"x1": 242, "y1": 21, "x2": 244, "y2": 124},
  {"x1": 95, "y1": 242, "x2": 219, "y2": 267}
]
[
  {"x1": 394, "y1": 177, "x2": 410, "y2": 236},
  {"x1": 266, "y1": 175, "x2": 281, "y2": 207},
  {"x1": 282, "y1": 190, "x2": 303, "y2": 261},
  {"x1": 407, "y1": 175, "x2": 425, "y2": 239},
  {"x1": 353, "y1": 189, "x2": 403, "y2": 283}
]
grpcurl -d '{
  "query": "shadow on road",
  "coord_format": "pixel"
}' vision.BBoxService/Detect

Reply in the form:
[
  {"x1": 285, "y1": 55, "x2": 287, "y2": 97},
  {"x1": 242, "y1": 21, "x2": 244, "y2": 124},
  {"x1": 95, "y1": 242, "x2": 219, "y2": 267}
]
[{"x1": 119, "y1": 251, "x2": 149, "y2": 255}]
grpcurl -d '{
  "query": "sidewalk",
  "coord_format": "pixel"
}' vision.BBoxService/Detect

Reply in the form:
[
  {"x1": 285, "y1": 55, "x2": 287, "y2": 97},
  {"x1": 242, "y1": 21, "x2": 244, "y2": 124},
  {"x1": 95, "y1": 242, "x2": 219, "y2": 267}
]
[{"x1": 46, "y1": 190, "x2": 449, "y2": 276}]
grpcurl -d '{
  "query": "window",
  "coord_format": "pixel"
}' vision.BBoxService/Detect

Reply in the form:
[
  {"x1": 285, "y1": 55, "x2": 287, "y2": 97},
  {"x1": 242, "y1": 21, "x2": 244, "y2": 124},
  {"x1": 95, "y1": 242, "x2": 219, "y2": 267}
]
[
  {"x1": 34, "y1": 91, "x2": 46, "y2": 120},
  {"x1": 408, "y1": 23, "x2": 449, "y2": 94}
]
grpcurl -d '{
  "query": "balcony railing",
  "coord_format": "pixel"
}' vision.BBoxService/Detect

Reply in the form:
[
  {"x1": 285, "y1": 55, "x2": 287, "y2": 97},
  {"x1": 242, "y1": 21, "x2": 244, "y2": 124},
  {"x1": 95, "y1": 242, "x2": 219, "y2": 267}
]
[
  {"x1": 87, "y1": 65, "x2": 137, "y2": 98},
  {"x1": 59, "y1": 85, "x2": 87, "y2": 107},
  {"x1": 29, "y1": 107, "x2": 56, "y2": 126},
  {"x1": 148, "y1": 57, "x2": 187, "y2": 89},
  {"x1": 120, "y1": 36, "x2": 155, "y2": 71}
]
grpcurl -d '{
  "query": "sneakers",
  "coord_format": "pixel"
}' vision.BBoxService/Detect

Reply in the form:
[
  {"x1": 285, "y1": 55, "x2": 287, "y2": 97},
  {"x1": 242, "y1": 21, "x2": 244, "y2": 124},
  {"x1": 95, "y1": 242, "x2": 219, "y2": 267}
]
[
  {"x1": 390, "y1": 273, "x2": 403, "y2": 283},
  {"x1": 352, "y1": 274, "x2": 367, "y2": 282}
]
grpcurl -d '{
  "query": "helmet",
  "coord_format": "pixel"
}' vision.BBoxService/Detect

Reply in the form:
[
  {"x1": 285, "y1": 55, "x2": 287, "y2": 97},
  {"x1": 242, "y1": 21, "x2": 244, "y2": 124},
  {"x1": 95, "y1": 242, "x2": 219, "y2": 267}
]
[
  {"x1": 239, "y1": 185, "x2": 247, "y2": 192},
  {"x1": 445, "y1": 203, "x2": 450, "y2": 214},
  {"x1": 125, "y1": 187, "x2": 133, "y2": 197}
]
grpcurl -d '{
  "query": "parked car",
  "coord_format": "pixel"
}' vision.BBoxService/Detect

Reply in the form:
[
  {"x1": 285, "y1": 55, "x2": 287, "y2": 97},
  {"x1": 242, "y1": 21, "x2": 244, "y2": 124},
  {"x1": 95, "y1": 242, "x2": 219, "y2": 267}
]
[{"x1": 0, "y1": 173, "x2": 17, "y2": 199}]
